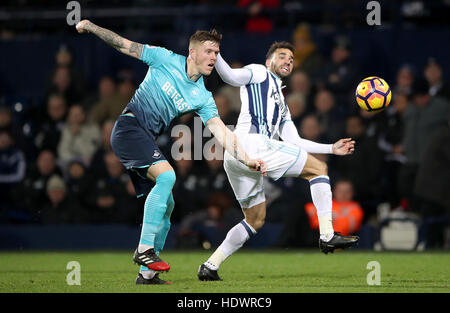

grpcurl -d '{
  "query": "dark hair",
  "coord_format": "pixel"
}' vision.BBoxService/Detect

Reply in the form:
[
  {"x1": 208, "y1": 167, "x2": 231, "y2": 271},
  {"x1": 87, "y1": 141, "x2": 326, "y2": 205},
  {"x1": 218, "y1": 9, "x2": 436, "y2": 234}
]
[
  {"x1": 266, "y1": 41, "x2": 295, "y2": 60},
  {"x1": 189, "y1": 29, "x2": 222, "y2": 45}
]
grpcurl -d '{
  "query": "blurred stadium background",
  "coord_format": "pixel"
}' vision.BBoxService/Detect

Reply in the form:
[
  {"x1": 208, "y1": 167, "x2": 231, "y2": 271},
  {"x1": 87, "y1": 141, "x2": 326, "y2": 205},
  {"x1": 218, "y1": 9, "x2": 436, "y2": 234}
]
[{"x1": 1, "y1": 0, "x2": 450, "y2": 252}]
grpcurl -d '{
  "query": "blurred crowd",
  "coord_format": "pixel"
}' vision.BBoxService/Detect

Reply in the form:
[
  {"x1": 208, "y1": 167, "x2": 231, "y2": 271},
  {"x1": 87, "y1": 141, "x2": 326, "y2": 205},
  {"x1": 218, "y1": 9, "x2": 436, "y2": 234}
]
[{"x1": 1, "y1": 22, "x2": 450, "y2": 248}]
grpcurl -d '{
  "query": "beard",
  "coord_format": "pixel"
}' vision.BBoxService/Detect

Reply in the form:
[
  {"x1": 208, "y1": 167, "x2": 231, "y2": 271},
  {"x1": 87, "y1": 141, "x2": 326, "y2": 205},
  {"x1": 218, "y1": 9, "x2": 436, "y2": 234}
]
[{"x1": 271, "y1": 64, "x2": 291, "y2": 79}]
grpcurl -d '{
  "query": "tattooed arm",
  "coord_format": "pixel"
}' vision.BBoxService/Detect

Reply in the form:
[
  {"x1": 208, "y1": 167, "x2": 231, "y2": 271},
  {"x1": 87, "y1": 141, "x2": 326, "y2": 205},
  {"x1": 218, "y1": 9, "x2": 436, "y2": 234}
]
[
  {"x1": 206, "y1": 117, "x2": 267, "y2": 175},
  {"x1": 76, "y1": 20, "x2": 143, "y2": 59}
]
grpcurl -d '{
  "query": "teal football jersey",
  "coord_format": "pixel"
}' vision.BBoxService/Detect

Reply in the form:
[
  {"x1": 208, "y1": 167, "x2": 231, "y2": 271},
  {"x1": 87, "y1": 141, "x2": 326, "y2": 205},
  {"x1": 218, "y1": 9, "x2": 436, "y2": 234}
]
[{"x1": 126, "y1": 45, "x2": 219, "y2": 136}]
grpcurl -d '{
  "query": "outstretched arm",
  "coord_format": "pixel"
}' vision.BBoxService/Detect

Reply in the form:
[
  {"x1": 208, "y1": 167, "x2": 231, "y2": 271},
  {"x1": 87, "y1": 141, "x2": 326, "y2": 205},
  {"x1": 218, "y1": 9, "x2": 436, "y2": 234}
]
[
  {"x1": 76, "y1": 19, "x2": 143, "y2": 59},
  {"x1": 215, "y1": 53, "x2": 254, "y2": 87},
  {"x1": 279, "y1": 120, "x2": 355, "y2": 155},
  {"x1": 206, "y1": 117, "x2": 267, "y2": 175}
]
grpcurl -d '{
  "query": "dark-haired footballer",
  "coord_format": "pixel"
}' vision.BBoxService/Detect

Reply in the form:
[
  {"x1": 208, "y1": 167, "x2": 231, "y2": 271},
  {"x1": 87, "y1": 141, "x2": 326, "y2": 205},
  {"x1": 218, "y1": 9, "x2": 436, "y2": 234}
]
[{"x1": 198, "y1": 41, "x2": 359, "y2": 281}]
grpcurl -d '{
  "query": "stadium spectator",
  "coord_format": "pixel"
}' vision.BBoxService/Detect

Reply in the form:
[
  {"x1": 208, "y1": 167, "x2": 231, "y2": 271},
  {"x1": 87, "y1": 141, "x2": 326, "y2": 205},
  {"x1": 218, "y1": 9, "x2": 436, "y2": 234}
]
[
  {"x1": 424, "y1": 57, "x2": 450, "y2": 101},
  {"x1": 287, "y1": 70, "x2": 314, "y2": 110},
  {"x1": 171, "y1": 154, "x2": 204, "y2": 223},
  {"x1": 318, "y1": 35, "x2": 360, "y2": 110},
  {"x1": 197, "y1": 144, "x2": 234, "y2": 207},
  {"x1": 34, "y1": 93, "x2": 67, "y2": 154},
  {"x1": 378, "y1": 93, "x2": 408, "y2": 206},
  {"x1": 18, "y1": 149, "x2": 62, "y2": 221},
  {"x1": 334, "y1": 115, "x2": 384, "y2": 219},
  {"x1": 44, "y1": 65, "x2": 84, "y2": 107},
  {"x1": 413, "y1": 120, "x2": 450, "y2": 248},
  {"x1": 88, "y1": 76, "x2": 124, "y2": 126},
  {"x1": 313, "y1": 89, "x2": 344, "y2": 142},
  {"x1": 285, "y1": 92, "x2": 307, "y2": 125},
  {"x1": 88, "y1": 151, "x2": 130, "y2": 223},
  {"x1": 90, "y1": 119, "x2": 115, "y2": 177},
  {"x1": 0, "y1": 129, "x2": 26, "y2": 222},
  {"x1": 0, "y1": 130, "x2": 26, "y2": 185},
  {"x1": 53, "y1": 44, "x2": 85, "y2": 96},
  {"x1": 238, "y1": 0, "x2": 280, "y2": 33},
  {"x1": 274, "y1": 178, "x2": 316, "y2": 248},
  {"x1": 116, "y1": 69, "x2": 137, "y2": 104},
  {"x1": 57, "y1": 104, "x2": 101, "y2": 168},
  {"x1": 298, "y1": 114, "x2": 327, "y2": 143},
  {"x1": 40, "y1": 174, "x2": 86, "y2": 224},
  {"x1": 291, "y1": 23, "x2": 324, "y2": 80},
  {"x1": 305, "y1": 179, "x2": 364, "y2": 236},
  {"x1": 217, "y1": 61, "x2": 244, "y2": 114},
  {"x1": 298, "y1": 114, "x2": 330, "y2": 163},
  {"x1": 121, "y1": 178, "x2": 145, "y2": 225},
  {"x1": 398, "y1": 78, "x2": 450, "y2": 210},
  {"x1": 65, "y1": 158, "x2": 92, "y2": 212},
  {"x1": 177, "y1": 192, "x2": 241, "y2": 248},
  {"x1": 394, "y1": 64, "x2": 415, "y2": 97},
  {"x1": 0, "y1": 106, "x2": 22, "y2": 141},
  {"x1": 0, "y1": 107, "x2": 13, "y2": 132},
  {"x1": 358, "y1": 109, "x2": 386, "y2": 140},
  {"x1": 214, "y1": 93, "x2": 239, "y2": 127}
]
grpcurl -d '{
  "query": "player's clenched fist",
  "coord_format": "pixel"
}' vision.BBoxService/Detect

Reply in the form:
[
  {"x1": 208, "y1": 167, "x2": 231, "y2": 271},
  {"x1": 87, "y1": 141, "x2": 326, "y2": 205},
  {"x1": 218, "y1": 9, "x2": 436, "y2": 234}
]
[
  {"x1": 76, "y1": 19, "x2": 92, "y2": 34},
  {"x1": 247, "y1": 159, "x2": 267, "y2": 176}
]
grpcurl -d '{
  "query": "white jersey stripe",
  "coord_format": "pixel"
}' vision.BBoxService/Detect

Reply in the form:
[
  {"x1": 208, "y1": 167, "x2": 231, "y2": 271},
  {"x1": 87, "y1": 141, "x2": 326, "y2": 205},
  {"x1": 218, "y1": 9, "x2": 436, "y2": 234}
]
[
  {"x1": 253, "y1": 84, "x2": 262, "y2": 134},
  {"x1": 235, "y1": 64, "x2": 292, "y2": 139}
]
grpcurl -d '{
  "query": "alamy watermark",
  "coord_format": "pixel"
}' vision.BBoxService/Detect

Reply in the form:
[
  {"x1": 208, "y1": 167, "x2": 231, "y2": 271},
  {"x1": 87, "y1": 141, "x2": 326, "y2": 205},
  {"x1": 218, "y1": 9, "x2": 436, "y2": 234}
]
[
  {"x1": 66, "y1": 261, "x2": 81, "y2": 285},
  {"x1": 366, "y1": 261, "x2": 381, "y2": 286},
  {"x1": 66, "y1": 1, "x2": 81, "y2": 25},
  {"x1": 366, "y1": 1, "x2": 381, "y2": 26}
]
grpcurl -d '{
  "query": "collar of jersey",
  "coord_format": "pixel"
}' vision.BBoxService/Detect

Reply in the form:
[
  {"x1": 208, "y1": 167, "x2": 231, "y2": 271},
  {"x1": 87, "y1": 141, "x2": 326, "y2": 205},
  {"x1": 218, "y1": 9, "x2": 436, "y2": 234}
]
[
  {"x1": 269, "y1": 71, "x2": 282, "y2": 84},
  {"x1": 268, "y1": 70, "x2": 287, "y2": 90},
  {"x1": 269, "y1": 70, "x2": 287, "y2": 90}
]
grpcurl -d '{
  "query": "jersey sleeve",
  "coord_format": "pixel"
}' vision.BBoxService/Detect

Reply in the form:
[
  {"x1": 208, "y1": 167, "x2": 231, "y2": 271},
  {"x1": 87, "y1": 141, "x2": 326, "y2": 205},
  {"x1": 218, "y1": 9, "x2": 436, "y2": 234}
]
[
  {"x1": 195, "y1": 96, "x2": 219, "y2": 125},
  {"x1": 140, "y1": 45, "x2": 173, "y2": 67},
  {"x1": 244, "y1": 64, "x2": 268, "y2": 84}
]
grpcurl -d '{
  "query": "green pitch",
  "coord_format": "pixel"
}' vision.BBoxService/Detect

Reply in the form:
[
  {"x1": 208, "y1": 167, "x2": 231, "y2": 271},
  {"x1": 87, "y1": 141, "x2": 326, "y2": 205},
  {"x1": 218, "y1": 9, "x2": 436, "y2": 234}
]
[{"x1": 0, "y1": 250, "x2": 449, "y2": 293}]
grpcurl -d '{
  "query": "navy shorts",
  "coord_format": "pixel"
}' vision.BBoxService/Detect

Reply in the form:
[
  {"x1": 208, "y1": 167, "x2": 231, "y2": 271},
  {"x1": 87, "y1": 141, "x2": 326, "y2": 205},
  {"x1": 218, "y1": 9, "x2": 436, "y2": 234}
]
[{"x1": 110, "y1": 114, "x2": 167, "y2": 197}]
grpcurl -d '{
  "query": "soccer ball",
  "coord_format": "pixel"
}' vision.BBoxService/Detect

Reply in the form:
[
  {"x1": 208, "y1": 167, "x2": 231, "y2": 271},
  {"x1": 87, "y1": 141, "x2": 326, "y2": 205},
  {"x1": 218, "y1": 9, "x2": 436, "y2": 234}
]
[{"x1": 355, "y1": 76, "x2": 392, "y2": 111}]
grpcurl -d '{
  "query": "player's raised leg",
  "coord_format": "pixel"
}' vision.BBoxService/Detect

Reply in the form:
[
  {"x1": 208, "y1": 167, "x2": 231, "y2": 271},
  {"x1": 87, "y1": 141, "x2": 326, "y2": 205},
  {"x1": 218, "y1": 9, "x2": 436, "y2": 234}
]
[
  {"x1": 133, "y1": 161, "x2": 175, "y2": 272},
  {"x1": 300, "y1": 154, "x2": 359, "y2": 254},
  {"x1": 198, "y1": 195, "x2": 265, "y2": 281}
]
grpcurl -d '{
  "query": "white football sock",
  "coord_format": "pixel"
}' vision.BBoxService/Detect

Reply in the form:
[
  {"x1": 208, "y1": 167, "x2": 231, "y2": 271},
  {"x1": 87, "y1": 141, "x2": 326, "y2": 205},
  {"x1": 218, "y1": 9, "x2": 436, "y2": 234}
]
[
  {"x1": 138, "y1": 244, "x2": 153, "y2": 253},
  {"x1": 205, "y1": 220, "x2": 256, "y2": 270},
  {"x1": 140, "y1": 269, "x2": 156, "y2": 279},
  {"x1": 309, "y1": 175, "x2": 334, "y2": 242}
]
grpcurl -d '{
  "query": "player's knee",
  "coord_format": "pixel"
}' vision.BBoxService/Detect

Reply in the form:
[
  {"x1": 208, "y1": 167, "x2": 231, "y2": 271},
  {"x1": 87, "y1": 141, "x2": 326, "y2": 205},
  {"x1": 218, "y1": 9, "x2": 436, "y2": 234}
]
[
  {"x1": 253, "y1": 219, "x2": 265, "y2": 231},
  {"x1": 318, "y1": 160, "x2": 328, "y2": 176},
  {"x1": 155, "y1": 170, "x2": 176, "y2": 188},
  {"x1": 308, "y1": 160, "x2": 327, "y2": 177}
]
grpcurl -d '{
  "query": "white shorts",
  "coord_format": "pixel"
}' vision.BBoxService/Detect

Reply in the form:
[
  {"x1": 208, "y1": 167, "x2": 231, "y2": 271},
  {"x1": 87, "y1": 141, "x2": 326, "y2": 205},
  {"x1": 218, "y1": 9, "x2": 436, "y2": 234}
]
[{"x1": 224, "y1": 133, "x2": 308, "y2": 208}]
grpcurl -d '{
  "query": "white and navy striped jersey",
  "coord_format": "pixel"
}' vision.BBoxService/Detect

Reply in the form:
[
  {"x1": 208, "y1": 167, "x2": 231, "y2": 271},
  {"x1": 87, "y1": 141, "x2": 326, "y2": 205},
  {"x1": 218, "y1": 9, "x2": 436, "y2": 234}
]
[{"x1": 234, "y1": 64, "x2": 292, "y2": 139}]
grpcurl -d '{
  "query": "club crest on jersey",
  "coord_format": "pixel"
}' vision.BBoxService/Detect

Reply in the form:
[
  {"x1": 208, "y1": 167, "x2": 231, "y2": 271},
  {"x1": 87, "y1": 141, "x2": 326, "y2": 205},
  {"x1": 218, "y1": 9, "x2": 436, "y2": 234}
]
[
  {"x1": 270, "y1": 88, "x2": 281, "y2": 105},
  {"x1": 271, "y1": 87, "x2": 288, "y2": 118},
  {"x1": 153, "y1": 150, "x2": 161, "y2": 159}
]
